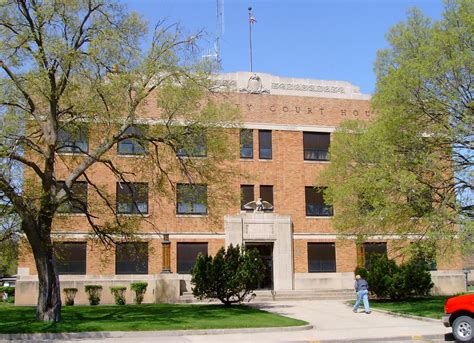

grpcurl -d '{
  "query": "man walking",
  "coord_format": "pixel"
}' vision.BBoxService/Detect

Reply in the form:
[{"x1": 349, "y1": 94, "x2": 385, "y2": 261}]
[{"x1": 353, "y1": 274, "x2": 371, "y2": 314}]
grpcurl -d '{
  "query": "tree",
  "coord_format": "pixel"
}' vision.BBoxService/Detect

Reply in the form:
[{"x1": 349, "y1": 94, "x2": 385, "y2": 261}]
[
  {"x1": 191, "y1": 244, "x2": 265, "y2": 306},
  {"x1": 0, "y1": 0, "x2": 240, "y2": 321},
  {"x1": 320, "y1": 0, "x2": 473, "y2": 256}
]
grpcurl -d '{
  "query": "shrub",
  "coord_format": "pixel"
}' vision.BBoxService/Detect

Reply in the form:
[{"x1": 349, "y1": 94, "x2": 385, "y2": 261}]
[
  {"x1": 191, "y1": 244, "x2": 265, "y2": 306},
  {"x1": 130, "y1": 282, "x2": 148, "y2": 304},
  {"x1": 399, "y1": 258, "x2": 433, "y2": 297},
  {"x1": 0, "y1": 286, "x2": 15, "y2": 298},
  {"x1": 366, "y1": 254, "x2": 399, "y2": 299},
  {"x1": 85, "y1": 285, "x2": 102, "y2": 305},
  {"x1": 354, "y1": 266, "x2": 368, "y2": 279},
  {"x1": 364, "y1": 254, "x2": 433, "y2": 300},
  {"x1": 110, "y1": 286, "x2": 127, "y2": 305},
  {"x1": 63, "y1": 288, "x2": 78, "y2": 306}
]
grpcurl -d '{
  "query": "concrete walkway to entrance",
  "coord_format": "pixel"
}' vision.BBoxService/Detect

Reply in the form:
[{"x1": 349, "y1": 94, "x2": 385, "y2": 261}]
[{"x1": 1, "y1": 300, "x2": 452, "y2": 342}]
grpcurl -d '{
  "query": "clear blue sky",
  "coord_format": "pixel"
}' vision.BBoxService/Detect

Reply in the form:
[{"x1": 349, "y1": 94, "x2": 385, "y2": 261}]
[{"x1": 122, "y1": 0, "x2": 444, "y2": 94}]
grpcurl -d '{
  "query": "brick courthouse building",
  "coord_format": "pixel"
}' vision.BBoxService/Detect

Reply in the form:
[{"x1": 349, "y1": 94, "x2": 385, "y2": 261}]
[{"x1": 16, "y1": 72, "x2": 465, "y2": 305}]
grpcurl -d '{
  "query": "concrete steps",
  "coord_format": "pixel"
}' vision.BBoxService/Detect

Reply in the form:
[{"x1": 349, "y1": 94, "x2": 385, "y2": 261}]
[{"x1": 178, "y1": 289, "x2": 355, "y2": 303}]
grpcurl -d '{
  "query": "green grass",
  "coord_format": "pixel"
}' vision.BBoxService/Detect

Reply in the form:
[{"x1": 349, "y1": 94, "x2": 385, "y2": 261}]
[
  {"x1": 367, "y1": 296, "x2": 450, "y2": 319},
  {"x1": 0, "y1": 303, "x2": 307, "y2": 334}
]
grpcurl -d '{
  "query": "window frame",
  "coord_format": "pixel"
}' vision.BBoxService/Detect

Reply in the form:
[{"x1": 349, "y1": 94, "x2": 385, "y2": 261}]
[
  {"x1": 241, "y1": 185, "x2": 254, "y2": 210},
  {"x1": 177, "y1": 242, "x2": 208, "y2": 274},
  {"x1": 117, "y1": 125, "x2": 148, "y2": 156},
  {"x1": 307, "y1": 242, "x2": 337, "y2": 273},
  {"x1": 176, "y1": 184, "x2": 208, "y2": 215},
  {"x1": 303, "y1": 132, "x2": 330, "y2": 161},
  {"x1": 176, "y1": 131, "x2": 207, "y2": 158},
  {"x1": 115, "y1": 242, "x2": 149, "y2": 275},
  {"x1": 258, "y1": 130, "x2": 272, "y2": 160},
  {"x1": 57, "y1": 181, "x2": 88, "y2": 214},
  {"x1": 54, "y1": 242, "x2": 87, "y2": 275},
  {"x1": 57, "y1": 125, "x2": 89, "y2": 154},
  {"x1": 305, "y1": 186, "x2": 333, "y2": 217},
  {"x1": 116, "y1": 182, "x2": 149, "y2": 215},
  {"x1": 259, "y1": 185, "x2": 274, "y2": 211},
  {"x1": 240, "y1": 129, "x2": 254, "y2": 159}
]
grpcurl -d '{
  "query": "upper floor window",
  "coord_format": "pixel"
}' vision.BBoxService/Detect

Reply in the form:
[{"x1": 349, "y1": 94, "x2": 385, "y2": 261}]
[
  {"x1": 259, "y1": 130, "x2": 272, "y2": 160},
  {"x1": 57, "y1": 125, "x2": 88, "y2": 153},
  {"x1": 304, "y1": 132, "x2": 330, "y2": 161},
  {"x1": 116, "y1": 182, "x2": 148, "y2": 214},
  {"x1": 54, "y1": 242, "x2": 87, "y2": 275},
  {"x1": 240, "y1": 129, "x2": 253, "y2": 159},
  {"x1": 115, "y1": 242, "x2": 148, "y2": 274},
  {"x1": 177, "y1": 242, "x2": 208, "y2": 274},
  {"x1": 177, "y1": 184, "x2": 207, "y2": 215},
  {"x1": 308, "y1": 243, "x2": 336, "y2": 272},
  {"x1": 260, "y1": 185, "x2": 273, "y2": 211},
  {"x1": 57, "y1": 181, "x2": 88, "y2": 214},
  {"x1": 118, "y1": 125, "x2": 148, "y2": 155},
  {"x1": 241, "y1": 185, "x2": 254, "y2": 210},
  {"x1": 305, "y1": 186, "x2": 333, "y2": 217},
  {"x1": 176, "y1": 132, "x2": 207, "y2": 157}
]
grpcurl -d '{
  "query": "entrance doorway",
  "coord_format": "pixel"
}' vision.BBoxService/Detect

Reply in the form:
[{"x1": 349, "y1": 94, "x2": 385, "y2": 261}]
[{"x1": 245, "y1": 242, "x2": 273, "y2": 290}]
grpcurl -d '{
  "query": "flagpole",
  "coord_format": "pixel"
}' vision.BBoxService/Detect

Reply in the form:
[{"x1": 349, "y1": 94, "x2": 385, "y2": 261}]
[{"x1": 248, "y1": 6, "x2": 253, "y2": 72}]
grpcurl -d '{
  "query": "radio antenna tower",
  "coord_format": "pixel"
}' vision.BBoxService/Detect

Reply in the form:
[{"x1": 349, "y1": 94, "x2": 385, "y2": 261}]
[{"x1": 203, "y1": 0, "x2": 224, "y2": 62}]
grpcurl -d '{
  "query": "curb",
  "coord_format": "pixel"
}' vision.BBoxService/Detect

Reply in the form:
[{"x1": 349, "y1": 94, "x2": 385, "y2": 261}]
[
  {"x1": 0, "y1": 324, "x2": 313, "y2": 341},
  {"x1": 313, "y1": 333, "x2": 448, "y2": 342}
]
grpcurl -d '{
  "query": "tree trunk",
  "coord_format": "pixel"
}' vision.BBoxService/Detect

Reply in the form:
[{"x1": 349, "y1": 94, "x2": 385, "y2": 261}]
[{"x1": 30, "y1": 233, "x2": 62, "y2": 322}]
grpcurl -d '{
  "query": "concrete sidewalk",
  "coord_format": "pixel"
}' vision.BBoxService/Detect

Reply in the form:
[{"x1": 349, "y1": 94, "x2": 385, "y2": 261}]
[{"x1": 1, "y1": 300, "x2": 452, "y2": 342}]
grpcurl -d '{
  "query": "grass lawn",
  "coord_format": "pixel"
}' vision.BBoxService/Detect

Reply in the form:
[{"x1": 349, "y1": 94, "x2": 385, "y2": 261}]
[
  {"x1": 0, "y1": 303, "x2": 307, "y2": 334},
  {"x1": 367, "y1": 296, "x2": 450, "y2": 319}
]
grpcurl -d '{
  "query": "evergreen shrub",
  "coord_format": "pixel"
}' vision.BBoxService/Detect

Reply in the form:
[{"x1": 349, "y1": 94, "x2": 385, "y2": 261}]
[
  {"x1": 85, "y1": 285, "x2": 102, "y2": 305},
  {"x1": 130, "y1": 282, "x2": 148, "y2": 304},
  {"x1": 191, "y1": 244, "x2": 265, "y2": 306},
  {"x1": 110, "y1": 286, "x2": 127, "y2": 305}
]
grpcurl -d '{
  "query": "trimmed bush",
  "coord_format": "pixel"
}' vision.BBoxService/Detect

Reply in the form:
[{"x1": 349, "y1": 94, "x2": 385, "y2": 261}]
[
  {"x1": 85, "y1": 285, "x2": 102, "y2": 305},
  {"x1": 191, "y1": 244, "x2": 265, "y2": 306},
  {"x1": 130, "y1": 282, "x2": 148, "y2": 304},
  {"x1": 110, "y1": 286, "x2": 127, "y2": 305},
  {"x1": 364, "y1": 254, "x2": 433, "y2": 300},
  {"x1": 63, "y1": 288, "x2": 78, "y2": 306}
]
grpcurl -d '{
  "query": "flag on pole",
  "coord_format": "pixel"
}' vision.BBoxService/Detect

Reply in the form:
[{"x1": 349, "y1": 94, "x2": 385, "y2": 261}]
[{"x1": 250, "y1": 16, "x2": 257, "y2": 24}]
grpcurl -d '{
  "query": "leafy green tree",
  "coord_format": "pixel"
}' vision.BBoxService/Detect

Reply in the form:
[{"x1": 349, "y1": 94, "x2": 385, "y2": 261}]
[
  {"x1": 191, "y1": 244, "x2": 265, "y2": 306},
  {"x1": 320, "y1": 0, "x2": 473, "y2": 257},
  {"x1": 0, "y1": 0, "x2": 239, "y2": 321}
]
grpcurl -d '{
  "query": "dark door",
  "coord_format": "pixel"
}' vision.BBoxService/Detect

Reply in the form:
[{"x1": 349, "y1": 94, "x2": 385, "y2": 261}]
[{"x1": 245, "y1": 242, "x2": 273, "y2": 290}]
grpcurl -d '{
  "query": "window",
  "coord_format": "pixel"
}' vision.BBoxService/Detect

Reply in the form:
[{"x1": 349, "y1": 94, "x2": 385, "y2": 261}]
[
  {"x1": 177, "y1": 184, "x2": 207, "y2": 215},
  {"x1": 177, "y1": 243, "x2": 208, "y2": 274},
  {"x1": 260, "y1": 185, "x2": 273, "y2": 210},
  {"x1": 308, "y1": 243, "x2": 336, "y2": 272},
  {"x1": 54, "y1": 242, "x2": 86, "y2": 275},
  {"x1": 305, "y1": 187, "x2": 333, "y2": 216},
  {"x1": 176, "y1": 132, "x2": 207, "y2": 157},
  {"x1": 57, "y1": 125, "x2": 88, "y2": 153},
  {"x1": 57, "y1": 181, "x2": 88, "y2": 214},
  {"x1": 240, "y1": 129, "x2": 253, "y2": 159},
  {"x1": 241, "y1": 185, "x2": 254, "y2": 210},
  {"x1": 116, "y1": 182, "x2": 148, "y2": 214},
  {"x1": 259, "y1": 130, "x2": 272, "y2": 159},
  {"x1": 115, "y1": 242, "x2": 148, "y2": 274},
  {"x1": 361, "y1": 242, "x2": 387, "y2": 268},
  {"x1": 118, "y1": 126, "x2": 148, "y2": 155},
  {"x1": 303, "y1": 132, "x2": 330, "y2": 161}
]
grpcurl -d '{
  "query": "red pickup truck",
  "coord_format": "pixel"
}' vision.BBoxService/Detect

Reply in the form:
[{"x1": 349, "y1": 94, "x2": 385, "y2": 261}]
[{"x1": 443, "y1": 294, "x2": 474, "y2": 342}]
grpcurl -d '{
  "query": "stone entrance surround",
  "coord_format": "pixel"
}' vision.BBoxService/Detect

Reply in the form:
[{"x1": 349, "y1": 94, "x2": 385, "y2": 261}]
[{"x1": 224, "y1": 212, "x2": 293, "y2": 291}]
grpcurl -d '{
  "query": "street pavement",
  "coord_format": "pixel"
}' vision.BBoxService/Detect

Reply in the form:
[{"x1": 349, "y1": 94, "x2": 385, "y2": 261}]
[{"x1": 1, "y1": 300, "x2": 453, "y2": 342}]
